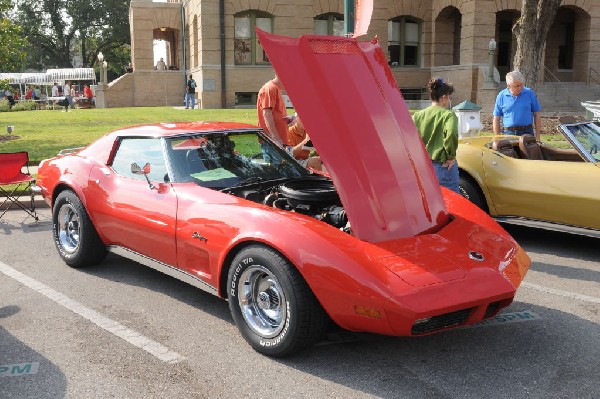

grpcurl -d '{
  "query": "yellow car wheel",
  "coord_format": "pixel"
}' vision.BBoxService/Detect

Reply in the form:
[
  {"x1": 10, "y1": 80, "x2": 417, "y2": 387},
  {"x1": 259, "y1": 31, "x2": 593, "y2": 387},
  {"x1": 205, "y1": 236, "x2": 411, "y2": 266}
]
[{"x1": 459, "y1": 176, "x2": 488, "y2": 212}]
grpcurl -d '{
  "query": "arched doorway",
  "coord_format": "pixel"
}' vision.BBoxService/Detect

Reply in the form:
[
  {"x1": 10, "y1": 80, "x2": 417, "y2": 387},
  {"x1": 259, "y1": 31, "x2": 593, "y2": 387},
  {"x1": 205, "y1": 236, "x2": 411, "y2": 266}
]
[
  {"x1": 153, "y1": 27, "x2": 179, "y2": 70},
  {"x1": 434, "y1": 6, "x2": 462, "y2": 66}
]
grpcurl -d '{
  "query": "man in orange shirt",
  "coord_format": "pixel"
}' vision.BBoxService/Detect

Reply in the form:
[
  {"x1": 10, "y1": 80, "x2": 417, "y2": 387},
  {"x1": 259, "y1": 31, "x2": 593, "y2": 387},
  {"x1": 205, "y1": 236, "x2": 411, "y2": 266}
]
[{"x1": 257, "y1": 75, "x2": 288, "y2": 146}]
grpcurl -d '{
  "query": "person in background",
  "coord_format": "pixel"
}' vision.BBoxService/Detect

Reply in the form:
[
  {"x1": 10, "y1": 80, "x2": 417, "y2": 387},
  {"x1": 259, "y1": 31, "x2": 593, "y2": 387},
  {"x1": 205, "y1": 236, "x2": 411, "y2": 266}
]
[
  {"x1": 63, "y1": 81, "x2": 73, "y2": 108},
  {"x1": 124, "y1": 62, "x2": 133, "y2": 73},
  {"x1": 493, "y1": 70, "x2": 542, "y2": 140},
  {"x1": 155, "y1": 57, "x2": 167, "y2": 71},
  {"x1": 4, "y1": 87, "x2": 15, "y2": 108},
  {"x1": 412, "y1": 76, "x2": 460, "y2": 193},
  {"x1": 70, "y1": 85, "x2": 77, "y2": 108},
  {"x1": 257, "y1": 75, "x2": 288, "y2": 146},
  {"x1": 185, "y1": 75, "x2": 197, "y2": 109},
  {"x1": 51, "y1": 82, "x2": 59, "y2": 97},
  {"x1": 25, "y1": 87, "x2": 33, "y2": 100},
  {"x1": 286, "y1": 116, "x2": 323, "y2": 171},
  {"x1": 84, "y1": 84, "x2": 93, "y2": 100},
  {"x1": 33, "y1": 86, "x2": 41, "y2": 100}
]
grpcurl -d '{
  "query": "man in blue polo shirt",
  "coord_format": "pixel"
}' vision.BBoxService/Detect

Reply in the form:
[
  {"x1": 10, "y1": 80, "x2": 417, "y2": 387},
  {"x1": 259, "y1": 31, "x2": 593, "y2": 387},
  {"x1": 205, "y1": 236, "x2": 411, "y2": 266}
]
[{"x1": 493, "y1": 70, "x2": 542, "y2": 140}]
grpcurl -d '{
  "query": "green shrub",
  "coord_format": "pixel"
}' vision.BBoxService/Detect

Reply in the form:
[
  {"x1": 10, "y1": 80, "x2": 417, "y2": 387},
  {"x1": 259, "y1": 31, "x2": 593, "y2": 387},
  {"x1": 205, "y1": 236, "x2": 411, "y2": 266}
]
[
  {"x1": 12, "y1": 100, "x2": 38, "y2": 112},
  {"x1": 0, "y1": 98, "x2": 10, "y2": 112},
  {"x1": 0, "y1": 99, "x2": 40, "y2": 112}
]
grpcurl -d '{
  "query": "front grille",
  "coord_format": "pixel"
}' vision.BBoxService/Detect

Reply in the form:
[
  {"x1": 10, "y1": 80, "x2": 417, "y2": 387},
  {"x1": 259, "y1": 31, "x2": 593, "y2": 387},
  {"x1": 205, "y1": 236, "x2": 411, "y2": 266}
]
[{"x1": 411, "y1": 308, "x2": 473, "y2": 335}]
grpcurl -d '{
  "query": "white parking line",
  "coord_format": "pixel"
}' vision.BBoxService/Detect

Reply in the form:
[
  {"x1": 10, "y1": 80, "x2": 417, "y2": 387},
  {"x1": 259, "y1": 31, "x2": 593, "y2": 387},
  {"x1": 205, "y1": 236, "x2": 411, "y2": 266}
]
[
  {"x1": 0, "y1": 261, "x2": 186, "y2": 364},
  {"x1": 522, "y1": 282, "x2": 600, "y2": 304}
]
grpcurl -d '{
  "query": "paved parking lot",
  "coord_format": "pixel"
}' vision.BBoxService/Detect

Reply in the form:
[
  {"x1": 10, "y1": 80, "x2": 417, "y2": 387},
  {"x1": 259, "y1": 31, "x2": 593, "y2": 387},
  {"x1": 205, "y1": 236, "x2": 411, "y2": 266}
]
[{"x1": 1, "y1": 208, "x2": 598, "y2": 398}]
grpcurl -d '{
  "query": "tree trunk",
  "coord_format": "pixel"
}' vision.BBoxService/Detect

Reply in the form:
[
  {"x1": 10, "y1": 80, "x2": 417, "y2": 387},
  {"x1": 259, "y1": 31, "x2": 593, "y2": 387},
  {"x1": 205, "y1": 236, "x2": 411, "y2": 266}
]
[{"x1": 513, "y1": 0, "x2": 562, "y2": 90}]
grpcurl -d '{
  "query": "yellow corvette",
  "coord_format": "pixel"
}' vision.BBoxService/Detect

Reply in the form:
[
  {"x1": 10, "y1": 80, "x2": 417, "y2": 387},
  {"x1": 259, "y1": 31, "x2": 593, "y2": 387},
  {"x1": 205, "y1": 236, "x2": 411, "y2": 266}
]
[{"x1": 457, "y1": 121, "x2": 600, "y2": 238}]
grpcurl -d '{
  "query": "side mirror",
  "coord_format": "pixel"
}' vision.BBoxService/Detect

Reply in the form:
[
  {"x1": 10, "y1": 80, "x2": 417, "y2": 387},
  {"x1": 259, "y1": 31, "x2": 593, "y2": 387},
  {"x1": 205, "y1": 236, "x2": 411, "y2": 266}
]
[
  {"x1": 131, "y1": 162, "x2": 151, "y2": 175},
  {"x1": 131, "y1": 162, "x2": 155, "y2": 189}
]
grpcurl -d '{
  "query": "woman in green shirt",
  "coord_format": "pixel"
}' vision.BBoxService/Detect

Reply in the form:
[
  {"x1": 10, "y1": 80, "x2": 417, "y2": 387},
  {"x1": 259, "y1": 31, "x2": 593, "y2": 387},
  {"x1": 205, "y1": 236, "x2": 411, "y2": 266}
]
[{"x1": 412, "y1": 77, "x2": 459, "y2": 193}]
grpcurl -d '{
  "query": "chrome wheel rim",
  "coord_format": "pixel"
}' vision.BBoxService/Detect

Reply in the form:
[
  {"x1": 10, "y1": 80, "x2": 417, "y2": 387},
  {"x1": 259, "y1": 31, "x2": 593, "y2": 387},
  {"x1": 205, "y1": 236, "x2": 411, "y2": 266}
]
[
  {"x1": 237, "y1": 265, "x2": 286, "y2": 338},
  {"x1": 57, "y1": 203, "x2": 80, "y2": 254}
]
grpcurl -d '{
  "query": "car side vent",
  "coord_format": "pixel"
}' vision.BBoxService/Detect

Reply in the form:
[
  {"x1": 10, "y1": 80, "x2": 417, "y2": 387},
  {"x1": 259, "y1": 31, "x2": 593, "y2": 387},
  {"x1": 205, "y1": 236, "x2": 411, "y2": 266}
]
[{"x1": 411, "y1": 308, "x2": 473, "y2": 335}]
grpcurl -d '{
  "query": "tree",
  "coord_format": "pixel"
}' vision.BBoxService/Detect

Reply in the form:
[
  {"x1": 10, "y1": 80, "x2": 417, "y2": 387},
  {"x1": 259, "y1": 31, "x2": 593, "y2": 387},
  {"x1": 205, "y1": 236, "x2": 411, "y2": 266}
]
[
  {"x1": 513, "y1": 0, "x2": 562, "y2": 90},
  {"x1": 13, "y1": 0, "x2": 131, "y2": 70},
  {"x1": 0, "y1": 0, "x2": 28, "y2": 71}
]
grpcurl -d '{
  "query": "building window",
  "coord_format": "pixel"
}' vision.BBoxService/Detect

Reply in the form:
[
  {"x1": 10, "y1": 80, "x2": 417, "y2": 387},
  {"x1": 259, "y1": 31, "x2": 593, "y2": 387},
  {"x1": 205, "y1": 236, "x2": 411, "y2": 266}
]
[
  {"x1": 314, "y1": 13, "x2": 344, "y2": 36},
  {"x1": 234, "y1": 11, "x2": 273, "y2": 65},
  {"x1": 558, "y1": 22, "x2": 574, "y2": 70},
  {"x1": 388, "y1": 17, "x2": 421, "y2": 67},
  {"x1": 235, "y1": 92, "x2": 258, "y2": 107}
]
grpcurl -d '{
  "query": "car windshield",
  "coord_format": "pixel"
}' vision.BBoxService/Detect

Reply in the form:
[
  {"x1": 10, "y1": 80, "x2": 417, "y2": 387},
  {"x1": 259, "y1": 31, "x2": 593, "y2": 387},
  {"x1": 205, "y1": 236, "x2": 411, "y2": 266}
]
[
  {"x1": 562, "y1": 121, "x2": 600, "y2": 162},
  {"x1": 165, "y1": 130, "x2": 309, "y2": 188}
]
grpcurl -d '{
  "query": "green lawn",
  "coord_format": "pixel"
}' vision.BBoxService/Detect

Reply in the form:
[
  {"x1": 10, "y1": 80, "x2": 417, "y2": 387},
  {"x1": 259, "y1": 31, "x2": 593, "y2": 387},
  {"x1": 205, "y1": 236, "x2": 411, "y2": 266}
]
[
  {"x1": 1, "y1": 106, "x2": 567, "y2": 165},
  {"x1": 0, "y1": 107, "x2": 261, "y2": 164}
]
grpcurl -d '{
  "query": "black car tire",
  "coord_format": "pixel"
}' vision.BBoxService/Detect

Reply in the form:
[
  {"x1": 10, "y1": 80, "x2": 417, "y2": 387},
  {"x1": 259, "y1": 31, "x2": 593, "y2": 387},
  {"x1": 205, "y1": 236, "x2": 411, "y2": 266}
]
[
  {"x1": 459, "y1": 176, "x2": 487, "y2": 212},
  {"x1": 52, "y1": 190, "x2": 107, "y2": 268},
  {"x1": 227, "y1": 245, "x2": 327, "y2": 357}
]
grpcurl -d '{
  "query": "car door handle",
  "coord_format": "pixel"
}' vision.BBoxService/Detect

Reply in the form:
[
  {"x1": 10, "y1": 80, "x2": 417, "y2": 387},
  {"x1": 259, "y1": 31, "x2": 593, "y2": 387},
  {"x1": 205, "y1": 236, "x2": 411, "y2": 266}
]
[{"x1": 192, "y1": 232, "x2": 207, "y2": 242}]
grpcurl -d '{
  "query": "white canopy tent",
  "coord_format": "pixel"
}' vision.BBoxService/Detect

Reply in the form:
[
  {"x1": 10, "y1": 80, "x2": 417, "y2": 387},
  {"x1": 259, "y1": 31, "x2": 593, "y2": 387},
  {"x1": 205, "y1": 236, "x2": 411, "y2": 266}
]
[
  {"x1": 46, "y1": 68, "x2": 96, "y2": 83},
  {"x1": 0, "y1": 73, "x2": 24, "y2": 84},
  {"x1": 21, "y1": 73, "x2": 53, "y2": 85},
  {"x1": 1, "y1": 68, "x2": 97, "y2": 97},
  {"x1": 2, "y1": 69, "x2": 96, "y2": 85}
]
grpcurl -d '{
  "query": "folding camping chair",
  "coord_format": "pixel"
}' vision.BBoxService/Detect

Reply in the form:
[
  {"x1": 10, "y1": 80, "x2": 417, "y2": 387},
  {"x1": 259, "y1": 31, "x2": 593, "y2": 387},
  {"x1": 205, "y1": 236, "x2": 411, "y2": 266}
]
[{"x1": 0, "y1": 152, "x2": 39, "y2": 221}]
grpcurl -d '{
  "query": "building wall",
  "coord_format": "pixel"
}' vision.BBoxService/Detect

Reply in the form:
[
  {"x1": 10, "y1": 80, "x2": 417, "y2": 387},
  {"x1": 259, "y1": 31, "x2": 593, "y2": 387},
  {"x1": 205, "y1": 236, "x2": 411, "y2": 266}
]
[{"x1": 119, "y1": 0, "x2": 600, "y2": 112}]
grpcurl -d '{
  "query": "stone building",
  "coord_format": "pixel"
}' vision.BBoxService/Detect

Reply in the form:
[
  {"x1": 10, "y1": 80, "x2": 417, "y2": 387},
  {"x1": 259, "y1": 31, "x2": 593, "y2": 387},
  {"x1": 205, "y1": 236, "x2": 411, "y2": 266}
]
[{"x1": 98, "y1": 0, "x2": 600, "y2": 112}]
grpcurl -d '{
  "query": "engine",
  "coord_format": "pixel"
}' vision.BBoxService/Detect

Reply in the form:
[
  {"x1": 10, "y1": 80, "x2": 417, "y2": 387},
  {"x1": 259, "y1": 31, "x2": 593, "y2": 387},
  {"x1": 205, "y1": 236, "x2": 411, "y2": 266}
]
[{"x1": 233, "y1": 177, "x2": 350, "y2": 232}]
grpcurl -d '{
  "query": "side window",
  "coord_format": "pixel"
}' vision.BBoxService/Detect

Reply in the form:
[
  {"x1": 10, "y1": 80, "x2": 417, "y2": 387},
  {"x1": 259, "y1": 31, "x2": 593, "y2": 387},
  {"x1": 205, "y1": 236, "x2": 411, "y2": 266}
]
[{"x1": 111, "y1": 138, "x2": 168, "y2": 182}]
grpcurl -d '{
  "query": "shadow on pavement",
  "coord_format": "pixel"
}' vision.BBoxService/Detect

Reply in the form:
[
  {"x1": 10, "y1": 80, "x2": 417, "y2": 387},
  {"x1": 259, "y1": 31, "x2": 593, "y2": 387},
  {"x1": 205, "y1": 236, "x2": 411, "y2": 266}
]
[{"x1": 0, "y1": 306, "x2": 67, "y2": 399}]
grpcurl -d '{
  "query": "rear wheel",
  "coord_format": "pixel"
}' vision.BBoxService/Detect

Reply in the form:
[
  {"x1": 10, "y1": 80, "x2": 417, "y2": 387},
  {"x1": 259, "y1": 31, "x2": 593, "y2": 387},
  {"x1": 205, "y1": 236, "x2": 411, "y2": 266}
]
[
  {"x1": 227, "y1": 245, "x2": 327, "y2": 357},
  {"x1": 459, "y1": 175, "x2": 487, "y2": 212},
  {"x1": 52, "y1": 190, "x2": 107, "y2": 268}
]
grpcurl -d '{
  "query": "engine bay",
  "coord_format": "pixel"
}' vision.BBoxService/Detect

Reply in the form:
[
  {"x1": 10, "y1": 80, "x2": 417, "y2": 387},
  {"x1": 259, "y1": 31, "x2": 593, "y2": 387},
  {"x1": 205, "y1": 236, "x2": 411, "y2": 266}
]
[{"x1": 225, "y1": 177, "x2": 350, "y2": 232}]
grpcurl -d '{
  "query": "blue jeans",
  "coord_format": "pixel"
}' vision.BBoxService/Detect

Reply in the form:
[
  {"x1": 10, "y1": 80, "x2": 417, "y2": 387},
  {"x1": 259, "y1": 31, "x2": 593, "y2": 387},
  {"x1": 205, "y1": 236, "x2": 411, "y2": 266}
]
[
  {"x1": 185, "y1": 93, "x2": 195, "y2": 109},
  {"x1": 432, "y1": 161, "x2": 460, "y2": 193},
  {"x1": 503, "y1": 127, "x2": 534, "y2": 136}
]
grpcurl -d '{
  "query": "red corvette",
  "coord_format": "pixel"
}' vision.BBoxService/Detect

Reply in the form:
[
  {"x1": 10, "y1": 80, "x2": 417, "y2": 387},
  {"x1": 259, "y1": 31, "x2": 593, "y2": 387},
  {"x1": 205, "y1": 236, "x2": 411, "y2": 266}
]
[{"x1": 36, "y1": 31, "x2": 530, "y2": 357}]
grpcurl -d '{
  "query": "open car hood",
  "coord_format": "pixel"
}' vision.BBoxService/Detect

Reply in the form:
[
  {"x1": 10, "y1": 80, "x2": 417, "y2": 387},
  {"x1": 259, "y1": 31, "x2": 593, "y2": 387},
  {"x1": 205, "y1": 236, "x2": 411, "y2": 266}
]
[{"x1": 258, "y1": 30, "x2": 448, "y2": 242}]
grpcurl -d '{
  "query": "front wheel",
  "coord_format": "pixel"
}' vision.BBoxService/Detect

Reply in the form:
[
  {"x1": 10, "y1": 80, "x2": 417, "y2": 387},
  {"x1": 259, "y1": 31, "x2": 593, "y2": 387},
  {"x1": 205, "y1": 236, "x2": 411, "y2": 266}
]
[
  {"x1": 52, "y1": 190, "x2": 107, "y2": 268},
  {"x1": 227, "y1": 245, "x2": 327, "y2": 357}
]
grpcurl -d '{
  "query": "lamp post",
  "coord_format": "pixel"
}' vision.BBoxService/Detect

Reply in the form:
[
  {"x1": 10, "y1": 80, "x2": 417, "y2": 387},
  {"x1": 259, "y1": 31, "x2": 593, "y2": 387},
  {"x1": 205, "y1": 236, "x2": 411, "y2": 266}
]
[
  {"x1": 488, "y1": 39, "x2": 497, "y2": 82},
  {"x1": 103, "y1": 61, "x2": 108, "y2": 85},
  {"x1": 97, "y1": 52, "x2": 105, "y2": 85}
]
